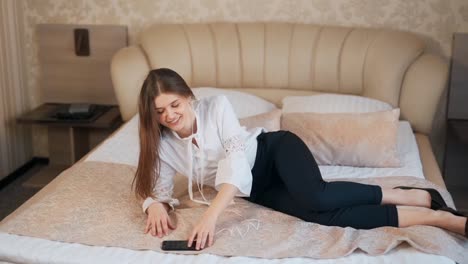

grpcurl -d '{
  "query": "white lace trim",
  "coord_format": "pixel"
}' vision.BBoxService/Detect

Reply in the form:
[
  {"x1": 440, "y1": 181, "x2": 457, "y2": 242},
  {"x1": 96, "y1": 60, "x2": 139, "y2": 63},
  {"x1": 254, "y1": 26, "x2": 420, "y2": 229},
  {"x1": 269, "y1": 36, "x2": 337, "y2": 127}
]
[
  {"x1": 154, "y1": 197, "x2": 179, "y2": 210},
  {"x1": 142, "y1": 196, "x2": 179, "y2": 213},
  {"x1": 223, "y1": 135, "x2": 245, "y2": 155}
]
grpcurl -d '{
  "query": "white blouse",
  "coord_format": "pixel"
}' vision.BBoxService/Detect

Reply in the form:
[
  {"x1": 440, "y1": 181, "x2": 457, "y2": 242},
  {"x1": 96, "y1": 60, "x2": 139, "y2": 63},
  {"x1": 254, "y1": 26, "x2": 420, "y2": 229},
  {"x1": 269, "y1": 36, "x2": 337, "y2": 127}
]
[{"x1": 142, "y1": 95, "x2": 264, "y2": 212}]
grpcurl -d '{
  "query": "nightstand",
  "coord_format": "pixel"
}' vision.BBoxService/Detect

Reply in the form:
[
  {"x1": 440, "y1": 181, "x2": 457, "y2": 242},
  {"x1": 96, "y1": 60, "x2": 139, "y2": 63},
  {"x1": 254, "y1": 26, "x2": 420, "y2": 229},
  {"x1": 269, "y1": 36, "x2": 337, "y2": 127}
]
[
  {"x1": 17, "y1": 103, "x2": 123, "y2": 187},
  {"x1": 444, "y1": 33, "x2": 468, "y2": 214},
  {"x1": 443, "y1": 120, "x2": 468, "y2": 214}
]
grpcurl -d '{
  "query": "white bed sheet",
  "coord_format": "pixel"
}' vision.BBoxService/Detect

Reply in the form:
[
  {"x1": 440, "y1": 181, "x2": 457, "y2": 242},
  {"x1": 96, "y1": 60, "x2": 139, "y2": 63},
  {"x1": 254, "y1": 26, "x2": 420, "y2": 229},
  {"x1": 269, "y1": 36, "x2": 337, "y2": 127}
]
[
  {"x1": 0, "y1": 233, "x2": 453, "y2": 264},
  {"x1": 0, "y1": 119, "x2": 452, "y2": 264}
]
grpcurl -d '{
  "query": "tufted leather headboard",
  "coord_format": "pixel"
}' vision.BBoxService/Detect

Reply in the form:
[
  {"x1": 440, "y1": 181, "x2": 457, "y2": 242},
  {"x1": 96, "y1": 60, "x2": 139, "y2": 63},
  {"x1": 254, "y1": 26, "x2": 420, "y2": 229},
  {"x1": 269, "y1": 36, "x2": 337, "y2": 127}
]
[{"x1": 110, "y1": 23, "x2": 448, "y2": 134}]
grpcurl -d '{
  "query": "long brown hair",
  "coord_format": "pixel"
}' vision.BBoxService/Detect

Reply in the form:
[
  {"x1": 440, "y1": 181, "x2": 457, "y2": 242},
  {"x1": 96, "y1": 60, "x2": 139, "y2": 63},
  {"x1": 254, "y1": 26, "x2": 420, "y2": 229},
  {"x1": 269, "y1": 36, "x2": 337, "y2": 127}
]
[{"x1": 133, "y1": 68, "x2": 194, "y2": 200}]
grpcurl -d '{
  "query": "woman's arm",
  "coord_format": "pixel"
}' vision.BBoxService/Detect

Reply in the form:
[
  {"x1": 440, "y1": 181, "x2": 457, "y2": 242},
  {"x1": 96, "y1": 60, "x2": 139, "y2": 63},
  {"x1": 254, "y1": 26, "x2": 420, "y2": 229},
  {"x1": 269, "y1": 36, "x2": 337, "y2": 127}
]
[
  {"x1": 143, "y1": 158, "x2": 180, "y2": 237},
  {"x1": 188, "y1": 183, "x2": 239, "y2": 250},
  {"x1": 187, "y1": 96, "x2": 253, "y2": 249}
]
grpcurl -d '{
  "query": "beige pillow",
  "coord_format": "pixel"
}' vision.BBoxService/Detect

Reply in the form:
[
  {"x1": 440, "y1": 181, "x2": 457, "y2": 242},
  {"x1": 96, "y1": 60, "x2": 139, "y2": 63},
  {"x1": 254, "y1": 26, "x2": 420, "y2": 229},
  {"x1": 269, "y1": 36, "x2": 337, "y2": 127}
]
[
  {"x1": 281, "y1": 109, "x2": 401, "y2": 167},
  {"x1": 239, "y1": 109, "x2": 281, "y2": 132}
]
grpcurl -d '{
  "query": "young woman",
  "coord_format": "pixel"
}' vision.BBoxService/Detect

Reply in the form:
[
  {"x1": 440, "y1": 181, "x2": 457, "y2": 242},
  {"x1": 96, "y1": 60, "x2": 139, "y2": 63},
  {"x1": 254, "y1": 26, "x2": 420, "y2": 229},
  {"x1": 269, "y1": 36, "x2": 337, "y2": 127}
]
[{"x1": 134, "y1": 68, "x2": 467, "y2": 251}]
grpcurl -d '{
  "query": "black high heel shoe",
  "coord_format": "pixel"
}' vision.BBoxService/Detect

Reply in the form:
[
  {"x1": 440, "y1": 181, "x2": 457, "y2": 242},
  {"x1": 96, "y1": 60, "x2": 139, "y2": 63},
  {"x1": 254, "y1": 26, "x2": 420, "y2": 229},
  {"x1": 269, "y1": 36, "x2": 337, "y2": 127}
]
[
  {"x1": 438, "y1": 206, "x2": 466, "y2": 217},
  {"x1": 393, "y1": 186, "x2": 447, "y2": 210},
  {"x1": 465, "y1": 217, "x2": 468, "y2": 239}
]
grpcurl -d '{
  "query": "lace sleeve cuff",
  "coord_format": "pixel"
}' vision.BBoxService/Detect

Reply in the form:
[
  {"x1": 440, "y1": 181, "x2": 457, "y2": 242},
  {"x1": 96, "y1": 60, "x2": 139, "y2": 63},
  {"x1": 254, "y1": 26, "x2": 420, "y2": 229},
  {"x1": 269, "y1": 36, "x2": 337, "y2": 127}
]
[{"x1": 142, "y1": 197, "x2": 180, "y2": 213}]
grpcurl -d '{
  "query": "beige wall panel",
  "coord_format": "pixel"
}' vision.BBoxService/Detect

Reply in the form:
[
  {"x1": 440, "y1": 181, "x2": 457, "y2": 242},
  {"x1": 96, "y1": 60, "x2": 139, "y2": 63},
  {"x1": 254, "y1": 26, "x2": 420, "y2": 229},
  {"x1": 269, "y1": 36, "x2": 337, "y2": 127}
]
[
  {"x1": 41, "y1": 61, "x2": 112, "y2": 104},
  {"x1": 37, "y1": 24, "x2": 127, "y2": 105}
]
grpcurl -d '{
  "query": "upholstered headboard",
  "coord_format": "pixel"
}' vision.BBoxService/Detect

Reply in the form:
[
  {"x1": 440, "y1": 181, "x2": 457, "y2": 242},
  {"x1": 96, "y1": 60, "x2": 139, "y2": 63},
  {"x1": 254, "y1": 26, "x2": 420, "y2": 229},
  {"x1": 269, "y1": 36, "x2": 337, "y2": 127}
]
[{"x1": 111, "y1": 23, "x2": 448, "y2": 135}]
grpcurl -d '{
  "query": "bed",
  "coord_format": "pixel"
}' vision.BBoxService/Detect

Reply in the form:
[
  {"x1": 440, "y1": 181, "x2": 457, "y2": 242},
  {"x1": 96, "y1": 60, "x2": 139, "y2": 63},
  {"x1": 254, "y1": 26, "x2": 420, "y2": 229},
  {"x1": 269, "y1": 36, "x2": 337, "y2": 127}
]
[{"x1": 1, "y1": 22, "x2": 467, "y2": 264}]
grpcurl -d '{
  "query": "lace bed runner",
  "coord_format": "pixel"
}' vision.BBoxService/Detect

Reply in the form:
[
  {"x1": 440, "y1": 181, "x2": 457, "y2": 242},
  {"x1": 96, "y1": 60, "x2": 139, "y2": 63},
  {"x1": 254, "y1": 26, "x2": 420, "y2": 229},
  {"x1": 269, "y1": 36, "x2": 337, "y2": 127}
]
[{"x1": 0, "y1": 161, "x2": 466, "y2": 263}]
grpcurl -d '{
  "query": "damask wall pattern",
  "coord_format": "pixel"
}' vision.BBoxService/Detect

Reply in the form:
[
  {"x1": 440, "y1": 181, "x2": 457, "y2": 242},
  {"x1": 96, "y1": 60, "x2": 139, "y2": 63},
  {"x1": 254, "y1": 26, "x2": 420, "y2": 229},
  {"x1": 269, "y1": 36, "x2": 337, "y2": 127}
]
[{"x1": 22, "y1": 0, "x2": 468, "y2": 159}]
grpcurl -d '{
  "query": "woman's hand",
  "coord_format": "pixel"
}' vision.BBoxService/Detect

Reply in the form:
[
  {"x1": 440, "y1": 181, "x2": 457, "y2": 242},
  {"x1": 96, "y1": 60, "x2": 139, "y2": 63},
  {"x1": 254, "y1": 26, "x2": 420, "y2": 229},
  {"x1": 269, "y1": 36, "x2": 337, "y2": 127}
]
[
  {"x1": 144, "y1": 202, "x2": 176, "y2": 237},
  {"x1": 186, "y1": 183, "x2": 239, "y2": 250},
  {"x1": 188, "y1": 210, "x2": 218, "y2": 250}
]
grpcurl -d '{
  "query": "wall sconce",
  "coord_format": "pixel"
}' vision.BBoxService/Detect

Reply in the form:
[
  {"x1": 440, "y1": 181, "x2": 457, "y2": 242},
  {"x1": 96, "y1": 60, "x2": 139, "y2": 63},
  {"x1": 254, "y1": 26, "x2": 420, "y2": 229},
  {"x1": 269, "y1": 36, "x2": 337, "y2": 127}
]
[{"x1": 74, "y1": 28, "x2": 90, "y2": 56}]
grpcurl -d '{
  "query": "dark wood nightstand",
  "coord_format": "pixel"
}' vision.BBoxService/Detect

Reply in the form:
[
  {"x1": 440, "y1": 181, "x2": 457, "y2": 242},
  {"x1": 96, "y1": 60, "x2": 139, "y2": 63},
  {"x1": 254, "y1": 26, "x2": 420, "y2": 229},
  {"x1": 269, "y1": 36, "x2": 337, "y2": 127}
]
[
  {"x1": 443, "y1": 120, "x2": 468, "y2": 214},
  {"x1": 17, "y1": 103, "x2": 123, "y2": 187},
  {"x1": 444, "y1": 33, "x2": 468, "y2": 214}
]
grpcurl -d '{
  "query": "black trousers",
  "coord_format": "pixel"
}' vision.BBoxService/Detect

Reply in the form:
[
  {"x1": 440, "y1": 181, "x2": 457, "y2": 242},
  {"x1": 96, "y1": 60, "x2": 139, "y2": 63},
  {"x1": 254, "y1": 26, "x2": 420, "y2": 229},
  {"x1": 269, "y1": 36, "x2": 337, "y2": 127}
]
[{"x1": 246, "y1": 131, "x2": 399, "y2": 229}]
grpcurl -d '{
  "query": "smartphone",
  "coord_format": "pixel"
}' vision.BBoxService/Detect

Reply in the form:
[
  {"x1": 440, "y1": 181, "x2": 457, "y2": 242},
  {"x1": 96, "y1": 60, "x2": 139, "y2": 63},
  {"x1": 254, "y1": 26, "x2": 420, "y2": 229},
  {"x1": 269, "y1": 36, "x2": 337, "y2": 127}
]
[{"x1": 161, "y1": 240, "x2": 199, "y2": 251}]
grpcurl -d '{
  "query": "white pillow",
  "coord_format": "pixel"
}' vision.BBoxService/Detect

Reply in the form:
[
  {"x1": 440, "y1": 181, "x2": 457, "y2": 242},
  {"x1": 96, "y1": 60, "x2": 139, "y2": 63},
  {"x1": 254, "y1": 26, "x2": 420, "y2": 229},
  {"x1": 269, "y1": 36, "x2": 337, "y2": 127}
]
[
  {"x1": 282, "y1": 94, "x2": 393, "y2": 113},
  {"x1": 192, "y1": 87, "x2": 277, "y2": 118}
]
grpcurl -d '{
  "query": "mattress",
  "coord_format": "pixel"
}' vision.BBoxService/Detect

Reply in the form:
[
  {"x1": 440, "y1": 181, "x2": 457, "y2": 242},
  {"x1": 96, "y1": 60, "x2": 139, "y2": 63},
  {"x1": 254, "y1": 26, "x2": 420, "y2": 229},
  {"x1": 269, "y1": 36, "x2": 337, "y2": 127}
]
[
  {"x1": 0, "y1": 233, "x2": 453, "y2": 264},
  {"x1": 0, "y1": 119, "x2": 454, "y2": 264}
]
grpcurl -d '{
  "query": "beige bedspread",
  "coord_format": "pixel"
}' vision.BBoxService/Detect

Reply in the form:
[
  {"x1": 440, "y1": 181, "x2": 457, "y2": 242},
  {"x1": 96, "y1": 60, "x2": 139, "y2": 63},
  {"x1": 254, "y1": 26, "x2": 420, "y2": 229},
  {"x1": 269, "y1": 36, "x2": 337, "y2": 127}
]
[{"x1": 0, "y1": 161, "x2": 467, "y2": 263}]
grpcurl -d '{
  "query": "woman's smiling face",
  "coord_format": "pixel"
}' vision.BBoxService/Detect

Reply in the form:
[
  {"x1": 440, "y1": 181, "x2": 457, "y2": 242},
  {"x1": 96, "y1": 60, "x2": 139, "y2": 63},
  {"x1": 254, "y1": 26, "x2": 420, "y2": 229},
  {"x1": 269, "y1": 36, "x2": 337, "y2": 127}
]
[{"x1": 154, "y1": 92, "x2": 194, "y2": 137}]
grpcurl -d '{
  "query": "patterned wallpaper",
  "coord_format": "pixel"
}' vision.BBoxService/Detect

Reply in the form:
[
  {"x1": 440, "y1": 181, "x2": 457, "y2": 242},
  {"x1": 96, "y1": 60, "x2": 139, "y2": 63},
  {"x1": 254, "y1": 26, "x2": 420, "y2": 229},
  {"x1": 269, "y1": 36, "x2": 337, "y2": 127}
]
[{"x1": 22, "y1": 0, "x2": 468, "y2": 162}]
